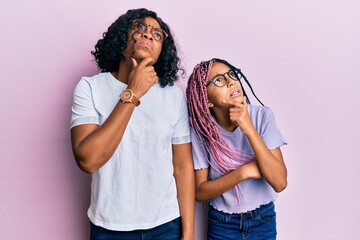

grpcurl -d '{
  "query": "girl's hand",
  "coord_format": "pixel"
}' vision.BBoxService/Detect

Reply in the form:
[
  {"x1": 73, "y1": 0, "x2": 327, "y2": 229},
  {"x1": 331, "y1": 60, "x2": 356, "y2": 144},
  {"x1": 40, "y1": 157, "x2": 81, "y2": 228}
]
[
  {"x1": 223, "y1": 96, "x2": 254, "y2": 135},
  {"x1": 240, "y1": 161, "x2": 262, "y2": 180}
]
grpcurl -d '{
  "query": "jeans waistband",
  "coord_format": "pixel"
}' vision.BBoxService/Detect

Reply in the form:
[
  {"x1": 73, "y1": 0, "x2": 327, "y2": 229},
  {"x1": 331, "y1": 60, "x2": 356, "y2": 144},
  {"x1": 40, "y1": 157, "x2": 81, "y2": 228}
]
[{"x1": 209, "y1": 201, "x2": 274, "y2": 219}]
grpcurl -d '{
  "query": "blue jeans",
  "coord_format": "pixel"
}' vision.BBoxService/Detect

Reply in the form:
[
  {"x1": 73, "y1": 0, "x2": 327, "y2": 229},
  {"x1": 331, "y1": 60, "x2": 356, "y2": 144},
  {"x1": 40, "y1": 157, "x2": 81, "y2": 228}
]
[
  {"x1": 208, "y1": 202, "x2": 277, "y2": 240},
  {"x1": 90, "y1": 217, "x2": 182, "y2": 240}
]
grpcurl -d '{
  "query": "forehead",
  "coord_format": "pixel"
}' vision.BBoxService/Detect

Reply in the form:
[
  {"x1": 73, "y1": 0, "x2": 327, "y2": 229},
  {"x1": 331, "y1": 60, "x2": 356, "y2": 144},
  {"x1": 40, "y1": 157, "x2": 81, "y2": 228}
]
[
  {"x1": 209, "y1": 62, "x2": 230, "y2": 78},
  {"x1": 143, "y1": 17, "x2": 161, "y2": 28}
]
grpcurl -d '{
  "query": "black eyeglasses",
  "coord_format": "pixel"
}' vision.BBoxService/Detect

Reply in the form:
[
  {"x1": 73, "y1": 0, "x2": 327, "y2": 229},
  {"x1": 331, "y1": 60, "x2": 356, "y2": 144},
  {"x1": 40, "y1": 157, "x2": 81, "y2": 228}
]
[
  {"x1": 131, "y1": 19, "x2": 168, "y2": 42},
  {"x1": 206, "y1": 69, "x2": 242, "y2": 87}
]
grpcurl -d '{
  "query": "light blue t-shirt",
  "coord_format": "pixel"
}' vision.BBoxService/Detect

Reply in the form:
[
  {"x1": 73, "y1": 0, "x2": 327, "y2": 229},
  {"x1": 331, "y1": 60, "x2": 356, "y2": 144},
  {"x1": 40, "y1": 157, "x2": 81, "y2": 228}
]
[
  {"x1": 191, "y1": 105, "x2": 287, "y2": 213},
  {"x1": 71, "y1": 72, "x2": 190, "y2": 231}
]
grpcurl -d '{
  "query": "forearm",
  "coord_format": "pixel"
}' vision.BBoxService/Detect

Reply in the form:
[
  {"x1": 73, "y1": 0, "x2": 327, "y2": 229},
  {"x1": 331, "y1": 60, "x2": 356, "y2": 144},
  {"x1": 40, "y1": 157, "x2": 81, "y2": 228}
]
[
  {"x1": 174, "y1": 165, "x2": 195, "y2": 240},
  {"x1": 245, "y1": 127, "x2": 287, "y2": 192},
  {"x1": 195, "y1": 166, "x2": 249, "y2": 201},
  {"x1": 72, "y1": 101, "x2": 135, "y2": 173},
  {"x1": 173, "y1": 143, "x2": 195, "y2": 240}
]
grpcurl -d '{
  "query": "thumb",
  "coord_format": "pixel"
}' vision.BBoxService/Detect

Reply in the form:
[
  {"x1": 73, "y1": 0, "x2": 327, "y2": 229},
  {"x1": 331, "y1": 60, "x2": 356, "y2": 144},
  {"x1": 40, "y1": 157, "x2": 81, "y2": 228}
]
[
  {"x1": 243, "y1": 96, "x2": 248, "y2": 107},
  {"x1": 130, "y1": 56, "x2": 138, "y2": 69}
]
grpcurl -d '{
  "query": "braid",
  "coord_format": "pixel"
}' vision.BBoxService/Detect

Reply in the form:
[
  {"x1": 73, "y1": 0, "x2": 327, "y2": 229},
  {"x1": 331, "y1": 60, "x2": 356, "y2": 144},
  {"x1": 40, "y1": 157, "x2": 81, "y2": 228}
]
[
  {"x1": 186, "y1": 60, "x2": 253, "y2": 176},
  {"x1": 187, "y1": 58, "x2": 265, "y2": 206}
]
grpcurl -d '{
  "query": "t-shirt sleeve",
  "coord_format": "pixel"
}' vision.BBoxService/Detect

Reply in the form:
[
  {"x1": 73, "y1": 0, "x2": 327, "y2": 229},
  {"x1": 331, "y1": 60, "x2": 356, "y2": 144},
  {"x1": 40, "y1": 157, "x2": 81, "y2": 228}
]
[
  {"x1": 190, "y1": 129, "x2": 210, "y2": 170},
  {"x1": 172, "y1": 91, "x2": 191, "y2": 144},
  {"x1": 70, "y1": 78, "x2": 100, "y2": 129},
  {"x1": 259, "y1": 107, "x2": 287, "y2": 150}
]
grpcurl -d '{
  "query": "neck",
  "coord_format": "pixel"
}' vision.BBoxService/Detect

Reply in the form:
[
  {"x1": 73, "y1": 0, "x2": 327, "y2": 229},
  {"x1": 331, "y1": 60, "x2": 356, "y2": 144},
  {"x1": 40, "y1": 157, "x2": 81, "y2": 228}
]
[
  {"x1": 212, "y1": 108, "x2": 238, "y2": 132},
  {"x1": 111, "y1": 58, "x2": 132, "y2": 84}
]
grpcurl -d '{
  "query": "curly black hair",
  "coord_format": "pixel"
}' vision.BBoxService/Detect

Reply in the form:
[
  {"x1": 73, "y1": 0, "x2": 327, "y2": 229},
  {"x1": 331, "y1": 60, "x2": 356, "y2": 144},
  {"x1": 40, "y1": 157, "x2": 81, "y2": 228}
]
[{"x1": 91, "y1": 8, "x2": 184, "y2": 87}]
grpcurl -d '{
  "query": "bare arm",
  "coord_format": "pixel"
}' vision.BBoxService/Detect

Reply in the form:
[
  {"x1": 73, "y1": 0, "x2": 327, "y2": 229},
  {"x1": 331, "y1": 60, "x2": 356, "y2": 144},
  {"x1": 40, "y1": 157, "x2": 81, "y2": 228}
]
[
  {"x1": 173, "y1": 143, "x2": 195, "y2": 240},
  {"x1": 226, "y1": 97, "x2": 287, "y2": 192},
  {"x1": 194, "y1": 161, "x2": 261, "y2": 202},
  {"x1": 245, "y1": 133, "x2": 287, "y2": 192},
  {"x1": 71, "y1": 102, "x2": 135, "y2": 173},
  {"x1": 71, "y1": 57, "x2": 158, "y2": 173}
]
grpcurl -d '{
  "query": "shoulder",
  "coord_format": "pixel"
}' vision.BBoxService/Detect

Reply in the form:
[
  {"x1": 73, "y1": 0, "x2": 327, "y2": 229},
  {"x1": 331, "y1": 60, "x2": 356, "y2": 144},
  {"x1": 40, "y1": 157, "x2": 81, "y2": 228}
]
[
  {"x1": 159, "y1": 84, "x2": 186, "y2": 101},
  {"x1": 248, "y1": 105, "x2": 277, "y2": 128},
  {"x1": 248, "y1": 104, "x2": 274, "y2": 117},
  {"x1": 79, "y1": 72, "x2": 111, "y2": 85},
  {"x1": 75, "y1": 72, "x2": 121, "y2": 93},
  {"x1": 162, "y1": 83, "x2": 184, "y2": 94}
]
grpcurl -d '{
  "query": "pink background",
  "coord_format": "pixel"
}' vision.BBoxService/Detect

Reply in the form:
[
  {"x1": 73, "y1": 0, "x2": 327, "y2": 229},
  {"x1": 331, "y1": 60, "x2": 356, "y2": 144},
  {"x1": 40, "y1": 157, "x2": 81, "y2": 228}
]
[{"x1": 1, "y1": 0, "x2": 359, "y2": 239}]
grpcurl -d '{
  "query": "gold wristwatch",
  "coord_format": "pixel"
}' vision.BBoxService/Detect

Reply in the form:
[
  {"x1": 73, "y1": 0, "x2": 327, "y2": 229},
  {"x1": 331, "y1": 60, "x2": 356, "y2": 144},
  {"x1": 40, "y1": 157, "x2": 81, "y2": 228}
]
[{"x1": 120, "y1": 89, "x2": 140, "y2": 106}]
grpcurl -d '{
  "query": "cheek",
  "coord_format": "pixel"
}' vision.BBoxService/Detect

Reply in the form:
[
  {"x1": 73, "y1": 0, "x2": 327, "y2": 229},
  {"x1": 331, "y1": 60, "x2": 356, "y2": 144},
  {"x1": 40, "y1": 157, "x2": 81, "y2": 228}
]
[
  {"x1": 154, "y1": 44, "x2": 163, "y2": 58},
  {"x1": 208, "y1": 89, "x2": 228, "y2": 106},
  {"x1": 207, "y1": 91, "x2": 220, "y2": 104},
  {"x1": 128, "y1": 30, "x2": 137, "y2": 41},
  {"x1": 123, "y1": 43, "x2": 132, "y2": 55},
  {"x1": 123, "y1": 33, "x2": 136, "y2": 54}
]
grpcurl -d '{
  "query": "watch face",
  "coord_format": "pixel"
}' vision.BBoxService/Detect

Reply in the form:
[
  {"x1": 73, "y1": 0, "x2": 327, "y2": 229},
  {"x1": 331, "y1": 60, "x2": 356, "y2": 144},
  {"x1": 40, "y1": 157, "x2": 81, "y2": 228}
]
[
  {"x1": 120, "y1": 89, "x2": 140, "y2": 106},
  {"x1": 121, "y1": 90, "x2": 132, "y2": 101},
  {"x1": 123, "y1": 91, "x2": 131, "y2": 100}
]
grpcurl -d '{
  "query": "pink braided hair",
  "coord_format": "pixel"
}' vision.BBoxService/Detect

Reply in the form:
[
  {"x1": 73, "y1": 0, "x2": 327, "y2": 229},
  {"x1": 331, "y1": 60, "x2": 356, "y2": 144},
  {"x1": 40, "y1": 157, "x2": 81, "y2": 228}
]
[{"x1": 186, "y1": 59, "x2": 255, "y2": 204}]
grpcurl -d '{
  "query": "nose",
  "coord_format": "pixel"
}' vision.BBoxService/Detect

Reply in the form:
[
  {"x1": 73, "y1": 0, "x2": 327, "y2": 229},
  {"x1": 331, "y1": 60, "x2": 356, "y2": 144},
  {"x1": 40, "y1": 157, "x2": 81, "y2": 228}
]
[
  {"x1": 141, "y1": 28, "x2": 153, "y2": 41},
  {"x1": 227, "y1": 77, "x2": 236, "y2": 88}
]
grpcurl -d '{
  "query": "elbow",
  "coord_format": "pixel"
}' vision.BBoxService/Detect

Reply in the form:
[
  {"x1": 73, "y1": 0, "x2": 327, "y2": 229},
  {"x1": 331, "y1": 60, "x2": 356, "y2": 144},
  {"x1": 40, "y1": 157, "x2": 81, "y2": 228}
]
[
  {"x1": 273, "y1": 179, "x2": 287, "y2": 193},
  {"x1": 195, "y1": 191, "x2": 202, "y2": 202},
  {"x1": 195, "y1": 194, "x2": 206, "y2": 202},
  {"x1": 195, "y1": 189, "x2": 209, "y2": 202},
  {"x1": 72, "y1": 147, "x2": 106, "y2": 174},
  {"x1": 74, "y1": 154, "x2": 99, "y2": 174},
  {"x1": 76, "y1": 160, "x2": 97, "y2": 174}
]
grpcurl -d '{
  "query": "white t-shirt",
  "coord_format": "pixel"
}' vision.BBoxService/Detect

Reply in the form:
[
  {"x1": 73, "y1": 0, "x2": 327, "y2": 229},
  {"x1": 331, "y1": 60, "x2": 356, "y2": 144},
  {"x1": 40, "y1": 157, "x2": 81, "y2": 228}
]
[{"x1": 71, "y1": 72, "x2": 190, "y2": 231}]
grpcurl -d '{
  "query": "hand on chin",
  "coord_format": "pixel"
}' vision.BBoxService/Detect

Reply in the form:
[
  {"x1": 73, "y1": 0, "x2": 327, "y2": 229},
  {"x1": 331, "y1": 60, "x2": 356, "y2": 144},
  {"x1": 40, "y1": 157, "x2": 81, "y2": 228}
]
[{"x1": 132, "y1": 52, "x2": 155, "y2": 66}]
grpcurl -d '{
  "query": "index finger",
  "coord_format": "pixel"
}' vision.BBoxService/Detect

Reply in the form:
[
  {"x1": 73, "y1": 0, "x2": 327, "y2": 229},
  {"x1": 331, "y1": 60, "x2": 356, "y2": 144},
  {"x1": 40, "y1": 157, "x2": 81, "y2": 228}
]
[
  {"x1": 222, "y1": 98, "x2": 244, "y2": 108},
  {"x1": 138, "y1": 57, "x2": 155, "y2": 68}
]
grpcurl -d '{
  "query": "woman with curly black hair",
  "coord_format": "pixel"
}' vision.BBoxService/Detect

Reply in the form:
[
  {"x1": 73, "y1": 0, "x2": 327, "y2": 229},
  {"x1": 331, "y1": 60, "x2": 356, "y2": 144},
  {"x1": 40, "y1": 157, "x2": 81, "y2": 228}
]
[
  {"x1": 70, "y1": 8, "x2": 194, "y2": 240},
  {"x1": 91, "y1": 8, "x2": 183, "y2": 87}
]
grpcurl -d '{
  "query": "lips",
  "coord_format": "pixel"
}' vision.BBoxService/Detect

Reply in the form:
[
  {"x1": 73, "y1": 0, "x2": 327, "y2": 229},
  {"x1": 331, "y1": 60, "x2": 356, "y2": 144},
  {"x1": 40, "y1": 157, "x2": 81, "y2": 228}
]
[
  {"x1": 230, "y1": 89, "x2": 242, "y2": 97},
  {"x1": 136, "y1": 40, "x2": 153, "y2": 50}
]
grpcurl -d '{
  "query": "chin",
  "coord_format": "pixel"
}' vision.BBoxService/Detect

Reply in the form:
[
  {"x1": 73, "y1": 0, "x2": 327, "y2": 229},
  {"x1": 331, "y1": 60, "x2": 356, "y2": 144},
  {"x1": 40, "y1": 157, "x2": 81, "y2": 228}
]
[{"x1": 133, "y1": 52, "x2": 152, "y2": 60}]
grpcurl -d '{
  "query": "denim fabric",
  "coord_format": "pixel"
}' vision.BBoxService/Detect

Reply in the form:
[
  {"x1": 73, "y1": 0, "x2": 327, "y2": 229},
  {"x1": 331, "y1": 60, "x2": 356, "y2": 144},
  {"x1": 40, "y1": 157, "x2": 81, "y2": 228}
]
[
  {"x1": 208, "y1": 202, "x2": 277, "y2": 240},
  {"x1": 90, "y1": 217, "x2": 182, "y2": 240}
]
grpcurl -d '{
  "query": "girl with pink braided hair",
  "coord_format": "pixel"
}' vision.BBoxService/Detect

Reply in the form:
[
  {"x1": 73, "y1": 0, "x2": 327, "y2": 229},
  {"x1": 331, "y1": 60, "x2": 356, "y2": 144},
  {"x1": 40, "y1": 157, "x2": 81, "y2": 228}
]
[{"x1": 186, "y1": 58, "x2": 288, "y2": 239}]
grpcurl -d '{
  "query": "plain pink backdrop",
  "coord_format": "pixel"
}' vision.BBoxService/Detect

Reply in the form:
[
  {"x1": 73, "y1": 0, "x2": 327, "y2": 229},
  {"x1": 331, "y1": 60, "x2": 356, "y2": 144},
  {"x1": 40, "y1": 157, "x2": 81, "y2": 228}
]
[{"x1": 1, "y1": 0, "x2": 359, "y2": 239}]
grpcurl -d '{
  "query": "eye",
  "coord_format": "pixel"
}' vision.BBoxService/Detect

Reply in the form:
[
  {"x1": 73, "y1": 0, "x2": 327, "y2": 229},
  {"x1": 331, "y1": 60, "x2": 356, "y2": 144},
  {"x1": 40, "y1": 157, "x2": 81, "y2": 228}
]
[
  {"x1": 133, "y1": 21, "x2": 145, "y2": 32},
  {"x1": 213, "y1": 77, "x2": 223, "y2": 86},
  {"x1": 228, "y1": 70, "x2": 237, "y2": 79},
  {"x1": 153, "y1": 31, "x2": 162, "y2": 40},
  {"x1": 132, "y1": 22, "x2": 140, "y2": 30}
]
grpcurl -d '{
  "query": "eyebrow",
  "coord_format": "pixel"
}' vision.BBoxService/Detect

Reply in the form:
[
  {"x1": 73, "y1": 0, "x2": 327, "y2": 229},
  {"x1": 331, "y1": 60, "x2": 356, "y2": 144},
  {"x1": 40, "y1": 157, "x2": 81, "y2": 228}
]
[
  {"x1": 212, "y1": 68, "x2": 231, "y2": 76},
  {"x1": 144, "y1": 21, "x2": 161, "y2": 29}
]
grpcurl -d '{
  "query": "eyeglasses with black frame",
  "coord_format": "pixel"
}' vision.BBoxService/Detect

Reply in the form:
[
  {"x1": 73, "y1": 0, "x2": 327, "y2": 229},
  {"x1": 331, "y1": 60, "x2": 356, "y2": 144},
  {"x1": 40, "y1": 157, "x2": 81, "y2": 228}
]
[
  {"x1": 206, "y1": 69, "x2": 242, "y2": 87},
  {"x1": 131, "y1": 19, "x2": 168, "y2": 42}
]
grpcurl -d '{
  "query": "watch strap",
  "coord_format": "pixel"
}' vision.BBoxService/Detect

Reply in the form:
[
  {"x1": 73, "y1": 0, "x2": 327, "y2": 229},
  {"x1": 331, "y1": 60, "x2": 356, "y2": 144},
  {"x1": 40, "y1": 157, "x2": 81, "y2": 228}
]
[{"x1": 131, "y1": 94, "x2": 140, "y2": 106}]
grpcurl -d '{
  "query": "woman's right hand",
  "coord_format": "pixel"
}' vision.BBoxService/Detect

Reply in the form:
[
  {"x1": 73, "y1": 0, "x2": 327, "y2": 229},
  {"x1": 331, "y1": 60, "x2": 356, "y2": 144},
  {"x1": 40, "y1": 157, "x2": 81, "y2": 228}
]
[{"x1": 127, "y1": 56, "x2": 158, "y2": 98}]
